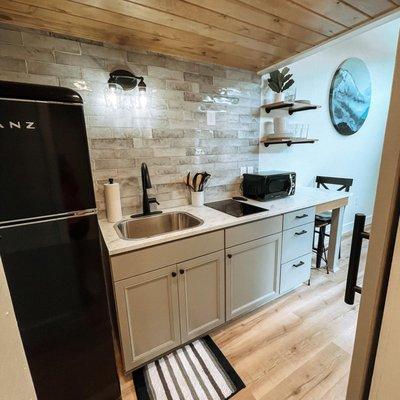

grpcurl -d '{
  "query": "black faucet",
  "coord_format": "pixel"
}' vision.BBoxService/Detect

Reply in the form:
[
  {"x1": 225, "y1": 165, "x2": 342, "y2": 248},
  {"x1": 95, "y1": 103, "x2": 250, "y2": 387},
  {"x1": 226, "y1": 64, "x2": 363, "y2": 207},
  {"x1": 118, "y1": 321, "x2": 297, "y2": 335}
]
[{"x1": 132, "y1": 163, "x2": 161, "y2": 218}]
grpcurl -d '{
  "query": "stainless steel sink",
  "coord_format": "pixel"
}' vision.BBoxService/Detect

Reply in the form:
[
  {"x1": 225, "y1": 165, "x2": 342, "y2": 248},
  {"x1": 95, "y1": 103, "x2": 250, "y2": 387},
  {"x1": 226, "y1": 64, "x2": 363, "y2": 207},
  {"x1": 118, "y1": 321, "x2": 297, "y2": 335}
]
[{"x1": 114, "y1": 211, "x2": 204, "y2": 240}]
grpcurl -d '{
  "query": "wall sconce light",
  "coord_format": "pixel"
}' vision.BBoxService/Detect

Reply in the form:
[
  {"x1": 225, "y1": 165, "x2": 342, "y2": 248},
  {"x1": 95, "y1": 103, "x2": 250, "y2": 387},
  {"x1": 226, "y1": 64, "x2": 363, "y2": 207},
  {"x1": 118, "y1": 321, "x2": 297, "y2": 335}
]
[{"x1": 104, "y1": 69, "x2": 147, "y2": 110}]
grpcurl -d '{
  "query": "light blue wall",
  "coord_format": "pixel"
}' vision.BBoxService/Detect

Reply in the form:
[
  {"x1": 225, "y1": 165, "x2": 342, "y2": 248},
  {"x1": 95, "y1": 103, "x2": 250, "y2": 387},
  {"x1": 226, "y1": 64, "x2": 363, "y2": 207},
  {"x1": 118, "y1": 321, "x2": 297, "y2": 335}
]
[{"x1": 260, "y1": 19, "x2": 400, "y2": 232}]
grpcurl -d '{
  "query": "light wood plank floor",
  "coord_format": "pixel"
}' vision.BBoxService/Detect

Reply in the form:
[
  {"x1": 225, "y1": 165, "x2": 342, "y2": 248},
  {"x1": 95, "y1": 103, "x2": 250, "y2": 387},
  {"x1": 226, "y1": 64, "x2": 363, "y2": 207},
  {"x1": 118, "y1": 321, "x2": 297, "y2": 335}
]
[{"x1": 118, "y1": 232, "x2": 367, "y2": 400}]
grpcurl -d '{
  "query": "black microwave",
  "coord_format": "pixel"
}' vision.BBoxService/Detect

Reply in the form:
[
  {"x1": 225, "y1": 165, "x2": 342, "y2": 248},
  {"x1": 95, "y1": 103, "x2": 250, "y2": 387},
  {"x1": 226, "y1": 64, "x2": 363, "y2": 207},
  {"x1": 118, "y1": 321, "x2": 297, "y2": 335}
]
[{"x1": 242, "y1": 171, "x2": 296, "y2": 201}]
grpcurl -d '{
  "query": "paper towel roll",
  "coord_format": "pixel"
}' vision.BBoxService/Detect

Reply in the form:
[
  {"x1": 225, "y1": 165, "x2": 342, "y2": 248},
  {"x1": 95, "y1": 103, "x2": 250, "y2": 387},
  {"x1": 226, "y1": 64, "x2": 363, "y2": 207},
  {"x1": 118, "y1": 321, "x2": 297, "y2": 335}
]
[{"x1": 104, "y1": 178, "x2": 122, "y2": 223}]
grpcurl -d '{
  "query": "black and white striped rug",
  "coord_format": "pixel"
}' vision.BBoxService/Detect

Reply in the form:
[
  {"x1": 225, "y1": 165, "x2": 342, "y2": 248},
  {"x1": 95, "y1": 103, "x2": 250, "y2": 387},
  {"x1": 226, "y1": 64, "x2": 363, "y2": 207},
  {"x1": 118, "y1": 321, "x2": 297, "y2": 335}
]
[{"x1": 132, "y1": 336, "x2": 245, "y2": 400}]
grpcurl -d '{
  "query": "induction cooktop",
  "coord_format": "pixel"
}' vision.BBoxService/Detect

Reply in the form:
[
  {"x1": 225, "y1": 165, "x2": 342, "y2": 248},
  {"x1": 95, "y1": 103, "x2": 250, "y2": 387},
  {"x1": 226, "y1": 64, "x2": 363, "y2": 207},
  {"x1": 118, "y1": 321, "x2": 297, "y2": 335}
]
[{"x1": 205, "y1": 199, "x2": 267, "y2": 217}]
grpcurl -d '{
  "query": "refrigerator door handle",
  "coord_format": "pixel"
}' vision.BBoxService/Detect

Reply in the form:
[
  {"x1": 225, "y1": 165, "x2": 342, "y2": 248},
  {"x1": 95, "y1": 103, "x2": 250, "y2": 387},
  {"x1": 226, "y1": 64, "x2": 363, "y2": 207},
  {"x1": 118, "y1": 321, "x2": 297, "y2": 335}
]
[{"x1": 0, "y1": 209, "x2": 97, "y2": 229}]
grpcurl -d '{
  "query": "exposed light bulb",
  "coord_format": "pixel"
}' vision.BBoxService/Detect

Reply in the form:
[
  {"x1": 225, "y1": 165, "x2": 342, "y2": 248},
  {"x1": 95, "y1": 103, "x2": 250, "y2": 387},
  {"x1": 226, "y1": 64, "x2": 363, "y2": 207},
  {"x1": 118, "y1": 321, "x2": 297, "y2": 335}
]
[
  {"x1": 105, "y1": 73, "x2": 148, "y2": 111},
  {"x1": 139, "y1": 89, "x2": 147, "y2": 109},
  {"x1": 121, "y1": 91, "x2": 133, "y2": 110},
  {"x1": 137, "y1": 77, "x2": 147, "y2": 109},
  {"x1": 104, "y1": 82, "x2": 122, "y2": 110}
]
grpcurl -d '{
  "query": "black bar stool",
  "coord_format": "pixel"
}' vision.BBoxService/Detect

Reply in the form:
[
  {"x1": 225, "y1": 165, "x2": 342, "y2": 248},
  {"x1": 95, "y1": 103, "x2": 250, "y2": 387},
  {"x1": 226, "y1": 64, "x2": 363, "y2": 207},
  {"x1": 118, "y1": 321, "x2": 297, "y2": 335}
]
[{"x1": 313, "y1": 176, "x2": 353, "y2": 273}]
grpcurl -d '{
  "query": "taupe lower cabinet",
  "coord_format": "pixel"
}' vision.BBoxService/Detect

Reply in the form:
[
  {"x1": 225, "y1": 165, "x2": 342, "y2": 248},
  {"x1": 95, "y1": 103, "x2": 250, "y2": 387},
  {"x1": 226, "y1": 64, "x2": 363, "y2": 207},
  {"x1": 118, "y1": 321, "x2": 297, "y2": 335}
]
[
  {"x1": 178, "y1": 251, "x2": 225, "y2": 342},
  {"x1": 110, "y1": 212, "x2": 315, "y2": 372},
  {"x1": 226, "y1": 233, "x2": 282, "y2": 320},
  {"x1": 114, "y1": 264, "x2": 181, "y2": 371},
  {"x1": 114, "y1": 250, "x2": 225, "y2": 371}
]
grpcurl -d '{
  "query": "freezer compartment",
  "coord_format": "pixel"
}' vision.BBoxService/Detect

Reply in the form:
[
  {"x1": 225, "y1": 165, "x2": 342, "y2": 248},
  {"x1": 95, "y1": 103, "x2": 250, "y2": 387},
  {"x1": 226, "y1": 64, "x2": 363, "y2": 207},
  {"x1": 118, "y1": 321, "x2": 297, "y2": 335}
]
[
  {"x1": 0, "y1": 214, "x2": 120, "y2": 400},
  {"x1": 0, "y1": 98, "x2": 95, "y2": 223}
]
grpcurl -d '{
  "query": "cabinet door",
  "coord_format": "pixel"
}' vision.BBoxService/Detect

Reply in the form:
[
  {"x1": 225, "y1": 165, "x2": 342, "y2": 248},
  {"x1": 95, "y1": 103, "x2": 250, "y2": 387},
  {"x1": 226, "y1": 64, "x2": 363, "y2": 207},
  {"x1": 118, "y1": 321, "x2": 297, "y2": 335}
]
[
  {"x1": 226, "y1": 233, "x2": 281, "y2": 321},
  {"x1": 114, "y1": 265, "x2": 180, "y2": 371},
  {"x1": 178, "y1": 251, "x2": 225, "y2": 342}
]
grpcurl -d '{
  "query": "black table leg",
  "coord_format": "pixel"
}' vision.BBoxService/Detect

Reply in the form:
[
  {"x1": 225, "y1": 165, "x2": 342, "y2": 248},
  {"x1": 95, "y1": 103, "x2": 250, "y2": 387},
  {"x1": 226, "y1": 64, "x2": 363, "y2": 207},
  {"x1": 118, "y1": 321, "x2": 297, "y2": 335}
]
[{"x1": 316, "y1": 225, "x2": 326, "y2": 269}]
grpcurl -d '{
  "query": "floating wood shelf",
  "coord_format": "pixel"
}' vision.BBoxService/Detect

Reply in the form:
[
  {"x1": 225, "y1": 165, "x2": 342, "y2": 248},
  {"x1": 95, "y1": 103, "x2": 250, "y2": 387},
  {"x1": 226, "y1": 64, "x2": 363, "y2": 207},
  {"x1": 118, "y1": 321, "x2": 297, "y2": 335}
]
[
  {"x1": 261, "y1": 138, "x2": 318, "y2": 147},
  {"x1": 262, "y1": 101, "x2": 321, "y2": 115}
]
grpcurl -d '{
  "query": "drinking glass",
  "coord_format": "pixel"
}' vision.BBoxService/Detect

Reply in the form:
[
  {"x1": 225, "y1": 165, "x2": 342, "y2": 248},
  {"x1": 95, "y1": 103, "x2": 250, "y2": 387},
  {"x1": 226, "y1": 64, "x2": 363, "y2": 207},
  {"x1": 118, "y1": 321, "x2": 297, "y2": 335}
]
[
  {"x1": 300, "y1": 124, "x2": 309, "y2": 139},
  {"x1": 284, "y1": 86, "x2": 297, "y2": 102}
]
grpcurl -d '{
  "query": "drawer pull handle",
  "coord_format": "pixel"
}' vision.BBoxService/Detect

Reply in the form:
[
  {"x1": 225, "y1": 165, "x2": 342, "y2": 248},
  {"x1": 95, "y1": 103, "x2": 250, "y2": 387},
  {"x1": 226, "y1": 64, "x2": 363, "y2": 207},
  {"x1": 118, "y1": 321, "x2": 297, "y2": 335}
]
[
  {"x1": 171, "y1": 272, "x2": 177, "y2": 277},
  {"x1": 227, "y1": 254, "x2": 232, "y2": 259},
  {"x1": 295, "y1": 230, "x2": 307, "y2": 236},
  {"x1": 179, "y1": 269, "x2": 185, "y2": 275},
  {"x1": 293, "y1": 261, "x2": 305, "y2": 268},
  {"x1": 295, "y1": 214, "x2": 308, "y2": 219}
]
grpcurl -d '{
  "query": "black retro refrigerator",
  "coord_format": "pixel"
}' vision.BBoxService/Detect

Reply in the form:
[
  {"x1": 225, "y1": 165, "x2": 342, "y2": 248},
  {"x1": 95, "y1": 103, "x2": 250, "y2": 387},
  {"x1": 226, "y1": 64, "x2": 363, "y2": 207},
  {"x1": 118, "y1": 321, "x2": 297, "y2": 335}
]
[{"x1": 0, "y1": 81, "x2": 120, "y2": 400}]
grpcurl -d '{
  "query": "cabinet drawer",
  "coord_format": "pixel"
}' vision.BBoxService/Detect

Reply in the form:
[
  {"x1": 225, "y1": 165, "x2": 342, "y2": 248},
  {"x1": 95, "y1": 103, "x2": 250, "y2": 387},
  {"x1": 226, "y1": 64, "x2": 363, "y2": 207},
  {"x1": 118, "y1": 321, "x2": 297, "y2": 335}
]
[
  {"x1": 280, "y1": 253, "x2": 312, "y2": 294},
  {"x1": 282, "y1": 222, "x2": 314, "y2": 263},
  {"x1": 225, "y1": 215, "x2": 282, "y2": 248},
  {"x1": 283, "y1": 207, "x2": 315, "y2": 231},
  {"x1": 111, "y1": 230, "x2": 224, "y2": 281}
]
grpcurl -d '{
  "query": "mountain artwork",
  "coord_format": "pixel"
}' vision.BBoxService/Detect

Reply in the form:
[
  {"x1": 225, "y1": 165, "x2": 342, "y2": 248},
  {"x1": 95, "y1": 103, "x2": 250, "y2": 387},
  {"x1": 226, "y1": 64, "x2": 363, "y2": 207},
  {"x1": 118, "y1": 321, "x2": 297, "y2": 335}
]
[{"x1": 329, "y1": 58, "x2": 371, "y2": 135}]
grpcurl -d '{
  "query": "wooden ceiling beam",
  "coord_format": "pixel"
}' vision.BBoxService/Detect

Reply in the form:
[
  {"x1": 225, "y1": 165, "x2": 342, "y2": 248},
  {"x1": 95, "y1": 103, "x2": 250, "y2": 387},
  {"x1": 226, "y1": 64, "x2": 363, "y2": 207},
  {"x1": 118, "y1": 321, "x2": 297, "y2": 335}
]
[
  {"x1": 183, "y1": 0, "x2": 327, "y2": 45},
  {"x1": 258, "y1": 7, "x2": 400, "y2": 74},
  {"x1": 0, "y1": 0, "x2": 398, "y2": 73},
  {"x1": 237, "y1": 0, "x2": 347, "y2": 36},
  {"x1": 290, "y1": 0, "x2": 370, "y2": 27},
  {"x1": 0, "y1": 3, "x2": 271, "y2": 70},
  {"x1": 341, "y1": 0, "x2": 397, "y2": 17},
  {"x1": 0, "y1": 14, "x2": 264, "y2": 71},
  {"x1": 124, "y1": 0, "x2": 310, "y2": 53},
  {"x1": 8, "y1": 0, "x2": 278, "y2": 67},
  {"x1": 71, "y1": 0, "x2": 290, "y2": 58}
]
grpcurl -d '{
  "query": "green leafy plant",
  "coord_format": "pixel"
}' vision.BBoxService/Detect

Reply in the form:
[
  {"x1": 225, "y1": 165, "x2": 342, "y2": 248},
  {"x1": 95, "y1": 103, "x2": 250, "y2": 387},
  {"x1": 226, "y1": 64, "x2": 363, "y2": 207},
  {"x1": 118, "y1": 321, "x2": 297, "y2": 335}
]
[{"x1": 267, "y1": 67, "x2": 294, "y2": 93}]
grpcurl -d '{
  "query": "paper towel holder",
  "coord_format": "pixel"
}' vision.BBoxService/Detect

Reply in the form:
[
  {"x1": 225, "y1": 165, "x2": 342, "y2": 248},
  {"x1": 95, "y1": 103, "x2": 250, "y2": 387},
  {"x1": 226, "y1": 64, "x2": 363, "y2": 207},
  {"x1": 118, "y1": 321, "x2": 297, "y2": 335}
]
[{"x1": 104, "y1": 178, "x2": 122, "y2": 223}]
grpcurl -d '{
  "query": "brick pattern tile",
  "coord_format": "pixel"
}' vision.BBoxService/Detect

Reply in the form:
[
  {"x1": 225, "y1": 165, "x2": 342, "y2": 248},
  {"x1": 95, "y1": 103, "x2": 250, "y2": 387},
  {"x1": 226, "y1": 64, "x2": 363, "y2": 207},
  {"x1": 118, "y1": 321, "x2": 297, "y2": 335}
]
[{"x1": 0, "y1": 23, "x2": 261, "y2": 215}]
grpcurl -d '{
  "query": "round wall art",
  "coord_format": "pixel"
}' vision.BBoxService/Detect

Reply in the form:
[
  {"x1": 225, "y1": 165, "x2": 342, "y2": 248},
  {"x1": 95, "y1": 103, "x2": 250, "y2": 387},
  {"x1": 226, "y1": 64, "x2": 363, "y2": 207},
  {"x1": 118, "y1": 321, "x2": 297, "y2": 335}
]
[{"x1": 329, "y1": 58, "x2": 371, "y2": 135}]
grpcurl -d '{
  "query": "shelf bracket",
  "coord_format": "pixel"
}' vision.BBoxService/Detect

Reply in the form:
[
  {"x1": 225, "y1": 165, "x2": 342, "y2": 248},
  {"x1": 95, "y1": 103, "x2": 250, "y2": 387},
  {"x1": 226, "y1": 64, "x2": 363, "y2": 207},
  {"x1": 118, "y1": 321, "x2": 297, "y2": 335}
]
[
  {"x1": 288, "y1": 105, "x2": 318, "y2": 115},
  {"x1": 264, "y1": 102, "x2": 294, "y2": 113},
  {"x1": 262, "y1": 139, "x2": 317, "y2": 148}
]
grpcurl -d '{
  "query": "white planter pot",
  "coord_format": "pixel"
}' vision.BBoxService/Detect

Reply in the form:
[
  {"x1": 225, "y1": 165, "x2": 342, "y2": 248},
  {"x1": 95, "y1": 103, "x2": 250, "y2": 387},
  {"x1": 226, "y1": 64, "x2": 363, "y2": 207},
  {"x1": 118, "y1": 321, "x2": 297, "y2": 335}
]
[
  {"x1": 191, "y1": 191, "x2": 204, "y2": 207},
  {"x1": 274, "y1": 117, "x2": 287, "y2": 135},
  {"x1": 274, "y1": 92, "x2": 285, "y2": 103}
]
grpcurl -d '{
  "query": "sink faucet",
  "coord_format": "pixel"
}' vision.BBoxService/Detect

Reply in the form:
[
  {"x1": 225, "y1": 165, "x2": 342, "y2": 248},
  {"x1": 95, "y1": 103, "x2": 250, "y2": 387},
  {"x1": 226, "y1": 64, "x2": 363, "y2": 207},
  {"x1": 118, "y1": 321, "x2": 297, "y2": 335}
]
[{"x1": 132, "y1": 163, "x2": 162, "y2": 218}]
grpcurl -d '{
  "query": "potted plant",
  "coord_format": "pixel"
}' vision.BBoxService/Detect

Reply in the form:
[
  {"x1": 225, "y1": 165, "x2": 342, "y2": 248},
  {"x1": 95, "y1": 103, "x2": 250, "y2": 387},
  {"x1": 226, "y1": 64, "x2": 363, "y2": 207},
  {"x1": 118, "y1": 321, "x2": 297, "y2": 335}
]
[{"x1": 267, "y1": 67, "x2": 294, "y2": 103}]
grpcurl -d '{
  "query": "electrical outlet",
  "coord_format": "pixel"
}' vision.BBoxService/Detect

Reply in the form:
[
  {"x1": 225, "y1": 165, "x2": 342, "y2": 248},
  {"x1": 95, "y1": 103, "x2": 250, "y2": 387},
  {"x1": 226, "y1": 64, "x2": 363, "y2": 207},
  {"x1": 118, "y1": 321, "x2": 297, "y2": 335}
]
[
  {"x1": 247, "y1": 166, "x2": 254, "y2": 174},
  {"x1": 240, "y1": 166, "x2": 247, "y2": 175}
]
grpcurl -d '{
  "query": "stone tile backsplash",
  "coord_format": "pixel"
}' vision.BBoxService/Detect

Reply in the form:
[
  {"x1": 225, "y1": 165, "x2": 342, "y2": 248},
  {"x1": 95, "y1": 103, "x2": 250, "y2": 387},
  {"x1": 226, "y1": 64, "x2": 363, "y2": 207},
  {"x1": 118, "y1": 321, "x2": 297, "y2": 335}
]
[{"x1": 0, "y1": 24, "x2": 261, "y2": 216}]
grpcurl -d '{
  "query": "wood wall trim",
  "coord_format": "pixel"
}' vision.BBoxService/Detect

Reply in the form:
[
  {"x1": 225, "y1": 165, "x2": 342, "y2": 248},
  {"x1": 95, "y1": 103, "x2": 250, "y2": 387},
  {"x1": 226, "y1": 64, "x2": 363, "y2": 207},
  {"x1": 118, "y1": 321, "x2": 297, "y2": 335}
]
[{"x1": 346, "y1": 32, "x2": 400, "y2": 399}]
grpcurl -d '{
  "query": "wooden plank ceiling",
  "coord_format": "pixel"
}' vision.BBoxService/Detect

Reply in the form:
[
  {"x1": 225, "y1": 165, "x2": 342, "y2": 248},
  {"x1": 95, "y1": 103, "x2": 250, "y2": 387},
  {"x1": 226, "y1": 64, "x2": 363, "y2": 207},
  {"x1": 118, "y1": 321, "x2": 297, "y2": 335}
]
[{"x1": 0, "y1": 0, "x2": 399, "y2": 71}]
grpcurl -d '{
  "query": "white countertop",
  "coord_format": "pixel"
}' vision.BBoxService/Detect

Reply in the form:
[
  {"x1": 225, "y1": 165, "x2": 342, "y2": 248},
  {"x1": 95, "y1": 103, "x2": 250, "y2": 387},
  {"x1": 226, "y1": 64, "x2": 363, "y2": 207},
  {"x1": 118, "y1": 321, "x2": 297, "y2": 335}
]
[{"x1": 99, "y1": 187, "x2": 350, "y2": 256}]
